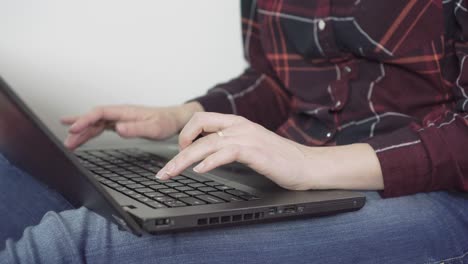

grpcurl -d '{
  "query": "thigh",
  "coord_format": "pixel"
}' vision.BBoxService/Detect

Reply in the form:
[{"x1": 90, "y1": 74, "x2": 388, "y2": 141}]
[
  {"x1": 1, "y1": 191, "x2": 467, "y2": 264},
  {"x1": 0, "y1": 154, "x2": 73, "y2": 244}
]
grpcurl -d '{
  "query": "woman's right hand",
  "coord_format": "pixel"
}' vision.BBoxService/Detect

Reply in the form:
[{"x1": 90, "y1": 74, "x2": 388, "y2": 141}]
[{"x1": 61, "y1": 102, "x2": 204, "y2": 150}]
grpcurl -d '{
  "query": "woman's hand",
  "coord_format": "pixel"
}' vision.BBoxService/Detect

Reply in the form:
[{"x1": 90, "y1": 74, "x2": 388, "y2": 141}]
[
  {"x1": 156, "y1": 112, "x2": 385, "y2": 191},
  {"x1": 61, "y1": 102, "x2": 204, "y2": 150},
  {"x1": 155, "y1": 112, "x2": 312, "y2": 190}
]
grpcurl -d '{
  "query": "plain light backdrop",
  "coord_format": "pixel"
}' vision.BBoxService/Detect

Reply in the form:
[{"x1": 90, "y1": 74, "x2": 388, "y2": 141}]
[{"x1": 0, "y1": 0, "x2": 245, "y2": 144}]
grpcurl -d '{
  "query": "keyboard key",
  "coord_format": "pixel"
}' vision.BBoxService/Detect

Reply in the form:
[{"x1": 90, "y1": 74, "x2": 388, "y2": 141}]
[
  {"x1": 123, "y1": 190, "x2": 136, "y2": 196},
  {"x1": 155, "y1": 179, "x2": 177, "y2": 184},
  {"x1": 145, "y1": 192, "x2": 165, "y2": 198},
  {"x1": 137, "y1": 197, "x2": 151, "y2": 203},
  {"x1": 226, "y1": 189, "x2": 253, "y2": 197},
  {"x1": 205, "y1": 181, "x2": 222, "y2": 187},
  {"x1": 149, "y1": 184, "x2": 166, "y2": 190},
  {"x1": 154, "y1": 196, "x2": 176, "y2": 203},
  {"x1": 101, "y1": 173, "x2": 120, "y2": 178},
  {"x1": 171, "y1": 176, "x2": 188, "y2": 181},
  {"x1": 112, "y1": 177, "x2": 127, "y2": 181},
  {"x1": 98, "y1": 179, "x2": 112, "y2": 184},
  {"x1": 165, "y1": 182, "x2": 183, "y2": 188},
  {"x1": 179, "y1": 197, "x2": 206, "y2": 206},
  {"x1": 175, "y1": 186, "x2": 194, "y2": 192},
  {"x1": 159, "y1": 189, "x2": 178, "y2": 194},
  {"x1": 106, "y1": 182, "x2": 121, "y2": 188},
  {"x1": 210, "y1": 192, "x2": 243, "y2": 202},
  {"x1": 216, "y1": 185, "x2": 234, "y2": 191},
  {"x1": 140, "y1": 181, "x2": 156, "y2": 186},
  {"x1": 168, "y1": 192, "x2": 189, "y2": 199},
  {"x1": 145, "y1": 201, "x2": 167, "y2": 209},
  {"x1": 129, "y1": 193, "x2": 145, "y2": 199},
  {"x1": 163, "y1": 200, "x2": 187, "y2": 207},
  {"x1": 132, "y1": 177, "x2": 148, "y2": 182},
  {"x1": 116, "y1": 186, "x2": 128, "y2": 192},
  {"x1": 186, "y1": 190, "x2": 204, "y2": 196},
  {"x1": 178, "y1": 179, "x2": 196, "y2": 184},
  {"x1": 135, "y1": 188, "x2": 154, "y2": 193},
  {"x1": 196, "y1": 195, "x2": 225, "y2": 204},
  {"x1": 188, "y1": 183, "x2": 206, "y2": 188},
  {"x1": 118, "y1": 180, "x2": 135, "y2": 185},
  {"x1": 140, "y1": 170, "x2": 159, "y2": 176},
  {"x1": 127, "y1": 184, "x2": 144, "y2": 189},
  {"x1": 197, "y1": 187, "x2": 217, "y2": 193}
]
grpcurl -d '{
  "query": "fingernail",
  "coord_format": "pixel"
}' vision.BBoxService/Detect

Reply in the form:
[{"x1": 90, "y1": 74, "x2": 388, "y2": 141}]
[
  {"x1": 155, "y1": 170, "x2": 165, "y2": 179},
  {"x1": 156, "y1": 162, "x2": 175, "y2": 179},
  {"x1": 193, "y1": 163, "x2": 204, "y2": 173}
]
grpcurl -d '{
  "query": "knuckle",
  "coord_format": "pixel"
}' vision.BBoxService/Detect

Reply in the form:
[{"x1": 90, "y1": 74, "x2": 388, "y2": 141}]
[
  {"x1": 228, "y1": 144, "x2": 241, "y2": 159},
  {"x1": 203, "y1": 158, "x2": 214, "y2": 168},
  {"x1": 192, "y1": 112, "x2": 203, "y2": 121},
  {"x1": 174, "y1": 155, "x2": 187, "y2": 168}
]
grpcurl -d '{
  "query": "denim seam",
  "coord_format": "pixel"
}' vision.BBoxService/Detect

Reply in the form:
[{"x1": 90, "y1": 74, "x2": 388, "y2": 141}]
[{"x1": 426, "y1": 249, "x2": 468, "y2": 264}]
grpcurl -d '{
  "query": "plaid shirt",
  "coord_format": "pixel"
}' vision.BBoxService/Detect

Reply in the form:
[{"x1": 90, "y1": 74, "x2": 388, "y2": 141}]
[{"x1": 194, "y1": 0, "x2": 468, "y2": 197}]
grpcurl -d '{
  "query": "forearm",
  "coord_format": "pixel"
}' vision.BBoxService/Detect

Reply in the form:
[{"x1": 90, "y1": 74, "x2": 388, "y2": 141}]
[{"x1": 300, "y1": 143, "x2": 384, "y2": 191}]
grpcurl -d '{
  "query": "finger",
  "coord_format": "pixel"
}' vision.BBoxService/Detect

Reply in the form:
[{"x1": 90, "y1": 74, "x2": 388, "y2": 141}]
[
  {"x1": 192, "y1": 145, "x2": 242, "y2": 173},
  {"x1": 69, "y1": 106, "x2": 138, "y2": 134},
  {"x1": 178, "y1": 112, "x2": 240, "y2": 150},
  {"x1": 115, "y1": 120, "x2": 163, "y2": 139},
  {"x1": 64, "y1": 125, "x2": 105, "y2": 150},
  {"x1": 60, "y1": 116, "x2": 80, "y2": 125},
  {"x1": 156, "y1": 133, "x2": 224, "y2": 180}
]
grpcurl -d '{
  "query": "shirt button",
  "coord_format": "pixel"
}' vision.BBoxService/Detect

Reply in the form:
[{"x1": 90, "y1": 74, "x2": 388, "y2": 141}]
[
  {"x1": 343, "y1": 66, "x2": 352, "y2": 73},
  {"x1": 335, "y1": 101, "x2": 342, "y2": 108},
  {"x1": 326, "y1": 132, "x2": 332, "y2": 138},
  {"x1": 318, "y1": 20, "x2": 326, "y2": 31}
]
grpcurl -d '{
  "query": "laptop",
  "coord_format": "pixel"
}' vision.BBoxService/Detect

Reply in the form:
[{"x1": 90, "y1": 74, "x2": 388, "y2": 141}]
[{"x1": 0, "y1": 77, "x2": 366, "y2": 236}]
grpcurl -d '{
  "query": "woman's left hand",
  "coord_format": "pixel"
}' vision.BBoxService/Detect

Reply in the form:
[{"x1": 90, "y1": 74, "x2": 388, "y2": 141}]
[{"x1": 155, "y1": 112, "x2": 311, "y2": 190}]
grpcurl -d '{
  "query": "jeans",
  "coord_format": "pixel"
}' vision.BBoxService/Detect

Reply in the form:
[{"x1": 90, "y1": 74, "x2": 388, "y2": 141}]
[{"x1": 0, "y1": 153, "x2": 467, "y2": 264}]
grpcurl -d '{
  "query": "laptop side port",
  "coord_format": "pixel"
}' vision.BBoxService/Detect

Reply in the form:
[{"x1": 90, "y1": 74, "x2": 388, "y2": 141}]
[
  {"x1": 154, "y1": 218, "x2": 171, "y2": 227},
  {"x1": 284, "y1": 206, "x2": 297, "y2": 214}
]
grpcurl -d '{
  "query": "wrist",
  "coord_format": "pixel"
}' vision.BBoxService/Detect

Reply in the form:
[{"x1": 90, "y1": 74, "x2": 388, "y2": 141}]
[
  {"x1": 301, "y1": 143, "x2": 384, "y2": 190},
  {"x1": 173, "y1": 101, "x2": 205, "y2": 131}
]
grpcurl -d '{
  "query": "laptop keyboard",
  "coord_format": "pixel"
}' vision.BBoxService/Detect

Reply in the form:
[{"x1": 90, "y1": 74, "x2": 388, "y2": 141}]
[{"x1": 76, "y1": 149, "x2": 259, "y2": 209}]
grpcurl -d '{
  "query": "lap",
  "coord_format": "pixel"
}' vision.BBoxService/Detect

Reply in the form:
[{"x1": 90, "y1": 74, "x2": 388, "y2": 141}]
[
  {"x1": 1, "y1": 154, "x2": 467, "y2": 264},
  {"x1": 0, "y1": 154, "x2": 73, "y2": 244}
]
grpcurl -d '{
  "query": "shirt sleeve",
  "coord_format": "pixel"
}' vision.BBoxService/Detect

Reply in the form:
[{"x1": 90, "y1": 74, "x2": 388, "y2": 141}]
[
  {"x1": 190, "y1": 0, "x2": 292, "y2": 131},
  {"x1": 363, "y1": 3, "x2": 468, "y2": 198}
]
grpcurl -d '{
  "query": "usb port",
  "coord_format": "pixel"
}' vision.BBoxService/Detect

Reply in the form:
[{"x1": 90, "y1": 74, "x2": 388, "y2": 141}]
[
  {"x1": 155, "y1": 218, "x2": 170, "y2": 226},
  {"x1": 268, "y1": 207, "x2": 277, "y2": 215},
  {"x1": 284, "y1": 206, "x2": 297, "y2": 214}
]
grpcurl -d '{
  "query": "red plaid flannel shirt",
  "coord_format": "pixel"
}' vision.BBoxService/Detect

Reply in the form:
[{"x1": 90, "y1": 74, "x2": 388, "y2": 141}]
[{"x1": 194, "y1": 0, "x2": 468, "y2": 197}]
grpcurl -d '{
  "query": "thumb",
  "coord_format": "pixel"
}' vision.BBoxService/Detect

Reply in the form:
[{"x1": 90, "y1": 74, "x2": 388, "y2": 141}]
[{"x1": 115, "y1": 120, "x2": 163, "y2": 139}]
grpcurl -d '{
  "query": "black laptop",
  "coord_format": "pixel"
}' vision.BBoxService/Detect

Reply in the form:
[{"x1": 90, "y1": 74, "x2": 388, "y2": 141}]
[{"x1": 0, "y1": 77, "x2": 365, "y2": 235}]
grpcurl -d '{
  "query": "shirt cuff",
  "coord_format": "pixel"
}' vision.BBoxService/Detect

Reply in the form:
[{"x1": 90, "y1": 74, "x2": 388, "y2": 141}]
[
  {"x1": 364, "y1": 129, "x2": 432, "y2": 198},
  {"x1": 189, "y1": 91, "x2": 234, "y2": 115}
]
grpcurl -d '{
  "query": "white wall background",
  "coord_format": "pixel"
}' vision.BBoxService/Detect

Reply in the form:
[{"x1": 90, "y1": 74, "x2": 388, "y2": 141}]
[{"x1": 0, "y1": 0, "x2": 245, "y2": 144}]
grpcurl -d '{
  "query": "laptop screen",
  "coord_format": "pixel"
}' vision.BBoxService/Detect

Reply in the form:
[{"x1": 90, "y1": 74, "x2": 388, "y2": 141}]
[{"x1": 0, "y1": 77, "x2": 142, "y2": 235}]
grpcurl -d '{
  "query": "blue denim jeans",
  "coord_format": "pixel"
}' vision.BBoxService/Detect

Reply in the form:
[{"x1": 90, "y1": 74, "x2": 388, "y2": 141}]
[{"x1": 0, "y1": 153, "x2": 467, "y2": 264}]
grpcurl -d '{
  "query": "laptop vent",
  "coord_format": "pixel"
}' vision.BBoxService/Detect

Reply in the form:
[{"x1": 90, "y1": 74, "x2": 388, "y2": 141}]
[{"x1": 197, "y1": 212, "x2": 264, "y2": 226}]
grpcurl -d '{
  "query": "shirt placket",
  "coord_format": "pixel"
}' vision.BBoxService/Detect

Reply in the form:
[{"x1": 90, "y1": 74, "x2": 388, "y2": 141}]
[{"x1": 313, "y1": 2, "x2": 357, "y2": 141}]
